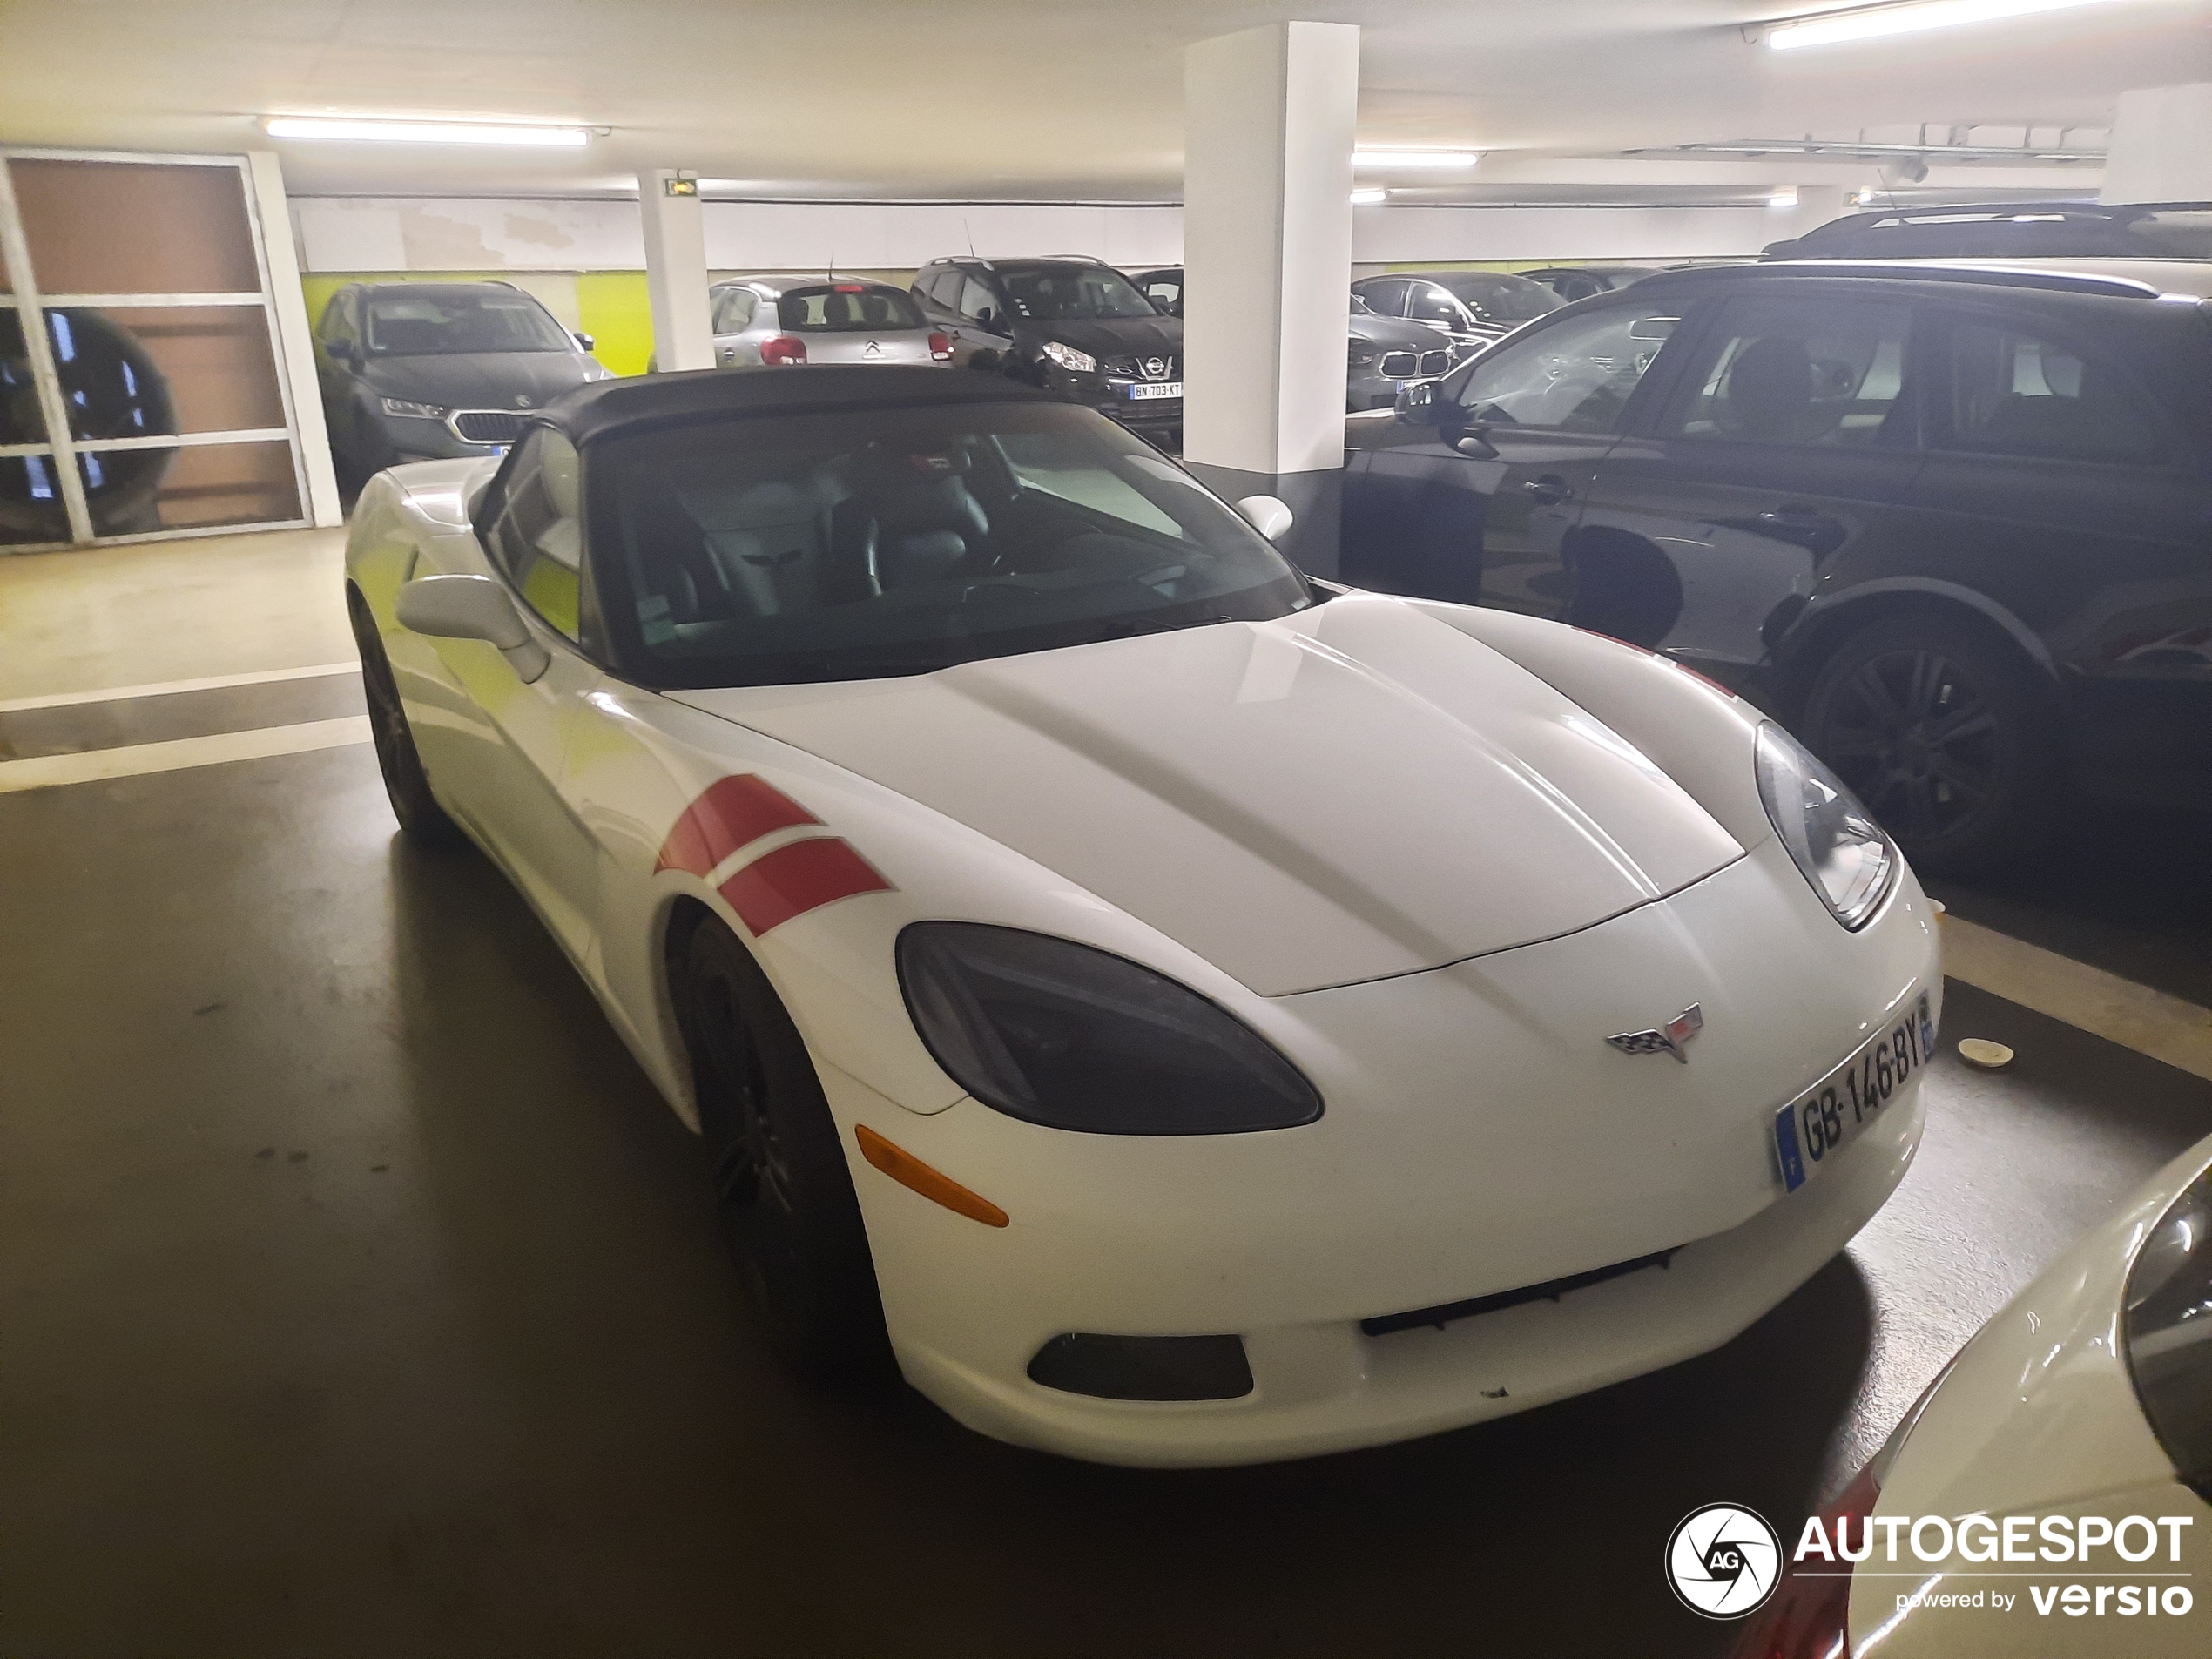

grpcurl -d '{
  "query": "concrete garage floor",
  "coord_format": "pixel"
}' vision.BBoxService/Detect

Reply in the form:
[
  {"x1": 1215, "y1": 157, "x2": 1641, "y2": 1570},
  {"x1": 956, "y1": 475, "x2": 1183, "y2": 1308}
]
[{"x1": 3, "y1": 535, "x2": 2210, "y2": 1657}]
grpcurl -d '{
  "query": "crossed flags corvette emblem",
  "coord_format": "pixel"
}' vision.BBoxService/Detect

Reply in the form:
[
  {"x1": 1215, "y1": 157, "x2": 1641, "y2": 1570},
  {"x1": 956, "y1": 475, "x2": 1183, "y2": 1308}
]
[{"x1": 1608, "y1": 1004, "x2": 1704, "y2": 1063}]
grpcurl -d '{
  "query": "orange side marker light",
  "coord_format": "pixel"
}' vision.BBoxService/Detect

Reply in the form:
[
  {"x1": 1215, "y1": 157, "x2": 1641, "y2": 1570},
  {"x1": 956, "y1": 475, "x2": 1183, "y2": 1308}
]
[{"x1": 854, "y1": 1124, "x2": 1010, "y2": 1228}]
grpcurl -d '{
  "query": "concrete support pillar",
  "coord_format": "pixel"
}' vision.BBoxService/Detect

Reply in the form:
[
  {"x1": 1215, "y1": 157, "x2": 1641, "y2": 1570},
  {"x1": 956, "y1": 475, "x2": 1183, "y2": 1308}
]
[
  {"x1": 1182, "y1": 21, "x2": 1359, "y2": 577},
  {"x1": 2102, "y1": 83, "x2": 2212, "y2": 205},
  {"x1": 638, "y1": 171, "x2": 713, "y2": 374}
]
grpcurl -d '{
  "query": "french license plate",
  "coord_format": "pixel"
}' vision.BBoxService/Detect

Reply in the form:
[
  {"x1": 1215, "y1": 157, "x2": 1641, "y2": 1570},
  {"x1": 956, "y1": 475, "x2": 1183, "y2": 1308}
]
[
  {"x1": 1126, "y1": 381, "x2": 1182, "y2": 401},
  {"x1": 1773, "y1": 992, "x2": 1936, "y2": 1193}
]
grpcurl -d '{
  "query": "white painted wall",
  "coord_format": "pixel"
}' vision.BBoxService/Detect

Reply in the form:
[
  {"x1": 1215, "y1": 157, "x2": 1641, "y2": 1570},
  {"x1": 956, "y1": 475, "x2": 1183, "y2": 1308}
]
[
  {"x1": 2102, "y1": 83, "x2": 2212, "y2": 205},
  {"x1": 293, "y1": 195, "x2": 1788, "y2": 274}
]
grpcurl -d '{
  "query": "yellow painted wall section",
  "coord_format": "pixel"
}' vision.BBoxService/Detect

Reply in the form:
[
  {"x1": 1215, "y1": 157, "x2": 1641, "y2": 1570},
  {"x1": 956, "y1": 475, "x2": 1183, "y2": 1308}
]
[{"x1": 573, "y1": 272, "x2": 656, "y2": 377}]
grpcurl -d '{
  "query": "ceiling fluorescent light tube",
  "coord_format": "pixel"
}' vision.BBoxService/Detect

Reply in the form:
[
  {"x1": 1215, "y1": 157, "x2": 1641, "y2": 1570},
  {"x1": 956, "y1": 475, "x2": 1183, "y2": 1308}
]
[
  {"x1": 264, "y1": 117, "x2": 590, "y2": 146},
  {"x1": 1349, "y1": 188, "x2": 1389, "y2": 205},
  {"x1": 1352, "y1": 151, "x2": 1480, "y2": 170},
  {"x1": 1767, "y1": 0, "x2": 2132, "y2": 51}
]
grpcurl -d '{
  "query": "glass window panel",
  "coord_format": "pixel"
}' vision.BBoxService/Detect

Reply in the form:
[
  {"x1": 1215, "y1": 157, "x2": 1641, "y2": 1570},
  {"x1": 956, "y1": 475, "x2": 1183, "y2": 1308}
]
[
  {"x1": 1654, "y1": 296, "x2": 1918, "y2": 449},
  {"x1": 81, "y1": 438, "x2": 300, "y2": 536},
  {"x1": 9, "y1": 159, "x2": 260, "y2": 296},
  {"x1": 44, "y1": 305, "x2": 285, "y2": 440},
  {"x1": 1, "y1": 308, "x2": 53, "y2": 445},
  {"x1": 1943, "y1": 320, "x2": 2169, "y2": 463},
  {"x1": 1450, "y1": 299, "x2": 1692, "y2": 434},
  {"x1": 0, "y1": 453, "x2": 68, "y2": 544}
]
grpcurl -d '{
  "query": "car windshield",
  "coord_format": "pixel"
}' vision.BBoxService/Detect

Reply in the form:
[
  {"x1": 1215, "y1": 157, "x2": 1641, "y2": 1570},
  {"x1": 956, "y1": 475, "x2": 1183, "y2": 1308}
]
[
  {"x1": 361, "y1": 289, "x2": 572, "y2": 356},
  {"x1": 1430, "y1": 273, "x2": 1567, "y2": 322},
  {"x1": 994, "y1": 264, "x2": 1160, "y2": 321},
  {"x1": 590, "y1": 401, "x2": 1311, "y2": 689},
  {"x1": 776, "y1": 285, "x2": 927, "y2": 332}
]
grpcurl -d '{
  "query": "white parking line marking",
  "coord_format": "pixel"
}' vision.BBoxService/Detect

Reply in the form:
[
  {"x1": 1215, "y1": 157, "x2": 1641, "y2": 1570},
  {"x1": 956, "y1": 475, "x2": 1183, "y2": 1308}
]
[
  {"x1": 0, "y1": 717, "x2": 373, "y2": 793},
  {"x1": 0, "y1": 661, "x2": 360, "y2": 715},
  {"x1": 1943, "y1": 914, "x2": 2212, "y2": 1084}
]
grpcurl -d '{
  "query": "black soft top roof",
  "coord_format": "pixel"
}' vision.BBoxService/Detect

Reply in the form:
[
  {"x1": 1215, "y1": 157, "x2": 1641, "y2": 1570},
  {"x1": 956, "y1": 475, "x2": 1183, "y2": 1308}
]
[{"x1": 536, "y1": 364, "x2": 1058, "y2": 446}]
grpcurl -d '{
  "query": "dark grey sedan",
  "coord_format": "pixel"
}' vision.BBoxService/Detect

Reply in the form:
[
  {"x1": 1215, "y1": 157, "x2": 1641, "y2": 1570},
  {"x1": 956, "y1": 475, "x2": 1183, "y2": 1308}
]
[{"x1": 313, "y1": 281, "x2": 610, "y2": 486}]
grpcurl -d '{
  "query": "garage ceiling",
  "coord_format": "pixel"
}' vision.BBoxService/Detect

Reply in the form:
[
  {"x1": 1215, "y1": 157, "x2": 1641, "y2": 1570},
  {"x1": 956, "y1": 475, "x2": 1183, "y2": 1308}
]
[{"x1": 0, "y1": 0, "x2": 2201, "y2": 199}]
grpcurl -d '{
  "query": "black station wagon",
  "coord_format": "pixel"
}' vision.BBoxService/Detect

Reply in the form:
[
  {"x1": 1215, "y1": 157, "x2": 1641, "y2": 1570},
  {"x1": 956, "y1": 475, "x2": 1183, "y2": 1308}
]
[{"x1": 1341, "y1": 260, "x2": 2212, "y2": 870}]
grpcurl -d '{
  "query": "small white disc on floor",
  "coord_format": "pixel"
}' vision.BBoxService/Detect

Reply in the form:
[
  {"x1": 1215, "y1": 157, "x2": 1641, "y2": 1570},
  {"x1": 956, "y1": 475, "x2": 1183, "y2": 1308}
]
[{"x1": 1958, "y1": 1038, "x2": 2014, "y2": 1070}]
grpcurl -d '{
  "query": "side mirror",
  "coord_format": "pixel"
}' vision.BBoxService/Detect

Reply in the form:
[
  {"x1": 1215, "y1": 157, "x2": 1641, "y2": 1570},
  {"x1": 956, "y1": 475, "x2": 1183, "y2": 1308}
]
[
  {"x1": 395, "y1": 574, "x2": 550, "y2": 683},
  {"x1": 1234, "y1": 494, "x2": 1294, "y2": 543},
  {"x1": 1394, "y1": 381, "x2": 1447, "y2": 425},
  {"x1": 328, "y1": 338, "x2": 358, "y2": 364},
  {"x1": 573, "y1": 331, "x2": 597, "y2": 352}
]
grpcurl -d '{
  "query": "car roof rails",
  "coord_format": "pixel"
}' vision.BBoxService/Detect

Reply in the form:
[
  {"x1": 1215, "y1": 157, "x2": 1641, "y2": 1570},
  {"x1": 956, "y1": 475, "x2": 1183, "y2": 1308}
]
[{"x1": 1649, "y1": 260, "x2": 2182, "y2": 301}]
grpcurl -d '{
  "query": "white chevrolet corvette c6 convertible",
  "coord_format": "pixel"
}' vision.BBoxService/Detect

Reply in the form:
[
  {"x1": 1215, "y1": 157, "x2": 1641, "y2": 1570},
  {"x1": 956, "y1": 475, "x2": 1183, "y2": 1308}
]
[{"x1": 343, "y1": 366, "x2": 1940, "y2": 1467}]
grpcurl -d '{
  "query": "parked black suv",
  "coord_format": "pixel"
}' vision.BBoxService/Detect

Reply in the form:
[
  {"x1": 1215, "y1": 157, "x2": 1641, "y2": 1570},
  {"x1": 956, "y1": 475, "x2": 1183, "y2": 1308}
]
[
  {"x1": 1763, "y1": 200, "x2": 2212, "y2": 261},
  {"x1": 910, "y1": 258, "x2": 1183, "y2": 438},
  {"x1": 314, "y1": 280, "x2": 609, "y2": 488},
  {"x1": 1341, "y1": 260, "x2": 2212, "y2": 869}
]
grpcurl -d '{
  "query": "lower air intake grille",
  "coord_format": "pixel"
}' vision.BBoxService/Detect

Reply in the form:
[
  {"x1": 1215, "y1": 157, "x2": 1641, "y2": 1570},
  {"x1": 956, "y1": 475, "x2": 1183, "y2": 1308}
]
[
  {"x1": 450, "y1": 410, "x2": 530, "y2": 445},
  {"x1": 1361, "y1": 1247, "x2": 1681, "y2": 1338}
]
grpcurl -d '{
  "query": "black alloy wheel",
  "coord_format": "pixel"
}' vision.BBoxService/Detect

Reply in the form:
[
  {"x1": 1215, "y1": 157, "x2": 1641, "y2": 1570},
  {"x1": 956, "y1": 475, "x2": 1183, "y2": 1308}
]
[
  {"x1": 347, "y1": 588, "x2": 462, "y2": 848},
  {"x1": 1802, "y1": 615, "x2": 2060, "y2": 873},
  {"x1": 679, "y1": 921, "x2": 891, "y2": 1381}
]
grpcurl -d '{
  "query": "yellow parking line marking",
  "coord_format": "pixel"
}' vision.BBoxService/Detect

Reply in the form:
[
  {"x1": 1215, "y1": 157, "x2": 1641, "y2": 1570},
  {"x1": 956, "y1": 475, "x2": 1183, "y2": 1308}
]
[
  {"x1": 0, "y1": 661, "x2": 360, "y2": 715},
  {"x1": 0, "y1": 717, "x2": 373, "y2": 793},
  {"x1": 1943, "y1": 914, "x2": 2212, "y2": 1084}
]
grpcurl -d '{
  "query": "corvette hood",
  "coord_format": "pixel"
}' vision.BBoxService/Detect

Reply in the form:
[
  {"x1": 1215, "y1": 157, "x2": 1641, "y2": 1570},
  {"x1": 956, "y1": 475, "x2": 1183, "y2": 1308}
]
[{"x1": 671, "y1": 596, "x2": 1744, "y2": 995}]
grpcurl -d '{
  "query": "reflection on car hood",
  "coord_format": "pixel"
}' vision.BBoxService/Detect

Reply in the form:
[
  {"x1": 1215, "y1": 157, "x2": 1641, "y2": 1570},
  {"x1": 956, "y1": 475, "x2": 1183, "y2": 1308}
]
[
  {"x1": 1008, "y1": 313, "x2": 1183, "y2": 360},
  {"x1": 671, "y1": 595, "x2": 1744, "y2": 995},
  {"x1": 361, "y1": 351, "x2": 599, "y2": 409},
  {"x1": 1347, "y1": 312, "x2": 1448, "y2": 352}
]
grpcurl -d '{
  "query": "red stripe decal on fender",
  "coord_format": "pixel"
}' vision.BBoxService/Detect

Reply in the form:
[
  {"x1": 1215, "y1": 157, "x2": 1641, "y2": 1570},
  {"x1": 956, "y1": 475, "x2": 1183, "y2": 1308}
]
[
  {"x1": 655, "y1": 774, "x2": 821, "y2": 875},
  {"x1": 718, "y1": 838, "x2": 892, "y2": 935}
]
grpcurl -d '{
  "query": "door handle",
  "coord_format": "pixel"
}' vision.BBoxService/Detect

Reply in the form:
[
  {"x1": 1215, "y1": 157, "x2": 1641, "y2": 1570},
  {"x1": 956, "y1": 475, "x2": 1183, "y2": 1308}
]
[
  {"x1": 1523, "y1": 475, "x2": 1573, "y2": 507},
  {"x1": 1757, "y1": 507, "x2": 1833, "y2": 526}
]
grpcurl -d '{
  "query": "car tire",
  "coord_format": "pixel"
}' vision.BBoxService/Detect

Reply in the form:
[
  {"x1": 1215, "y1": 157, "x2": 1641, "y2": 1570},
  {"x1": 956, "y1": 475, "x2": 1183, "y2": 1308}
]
[
  {"x1": 678, "y1": 920, "x2": 892, "y2": 1381},
  {"x1": 347, "y1": 588, "x2": 463, "y2": 848},
  {"x1": 1800, "y1": 614, "x2": 2061, "y2": 873}
]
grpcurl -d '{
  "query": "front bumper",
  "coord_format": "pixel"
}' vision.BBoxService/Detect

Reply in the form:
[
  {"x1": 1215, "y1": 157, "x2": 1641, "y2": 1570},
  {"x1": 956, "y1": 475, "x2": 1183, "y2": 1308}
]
[
  {"x1": 377, "y1": 412, "x2": 510, "y2": 465},
  {"x1": 1038, "y1": 364, "x2": 1183, "y2": 429},
  {"x1": 833, "y1": 840, "x2": 1940, "y2": 1466}
]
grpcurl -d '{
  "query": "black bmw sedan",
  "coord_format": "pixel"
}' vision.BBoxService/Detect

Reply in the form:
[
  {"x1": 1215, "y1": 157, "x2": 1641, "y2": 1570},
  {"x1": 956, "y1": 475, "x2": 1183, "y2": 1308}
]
[
  {"x1": 1340, "y1": 259, "x2": 2212, "y2": 871},
  {"x1": 314, "y1": 280, "x2": 610, "y2": 489}
]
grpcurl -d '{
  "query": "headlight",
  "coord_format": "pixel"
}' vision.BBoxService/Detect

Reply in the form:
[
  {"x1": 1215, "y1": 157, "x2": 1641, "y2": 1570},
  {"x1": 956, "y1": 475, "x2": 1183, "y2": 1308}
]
[
  {"x1": 896, "y1": 922, "x2": 1322, "y2": 1135},
  {"x1": 1039, "y1": 341, "x2": 1096, "y2": 374},
  {"x1": 2125, "y1": 1164, "x2": 2212, "y2": 1500},
  {"x1": 1348, "y1": 347, "x2": 1379, "y2": 368},
  {"x1": 380, "y1": 396, "x2": 446, "y2": 419},
  {"x1": 1754, "y1": 722, "x2": 1896, "y2": 928}
]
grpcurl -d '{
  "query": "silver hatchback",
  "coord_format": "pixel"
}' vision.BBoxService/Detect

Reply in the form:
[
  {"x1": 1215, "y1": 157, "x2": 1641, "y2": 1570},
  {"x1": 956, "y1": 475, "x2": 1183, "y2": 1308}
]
[{"x1": 709, "y1": 275, "x2": 953, "y2": 370}]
